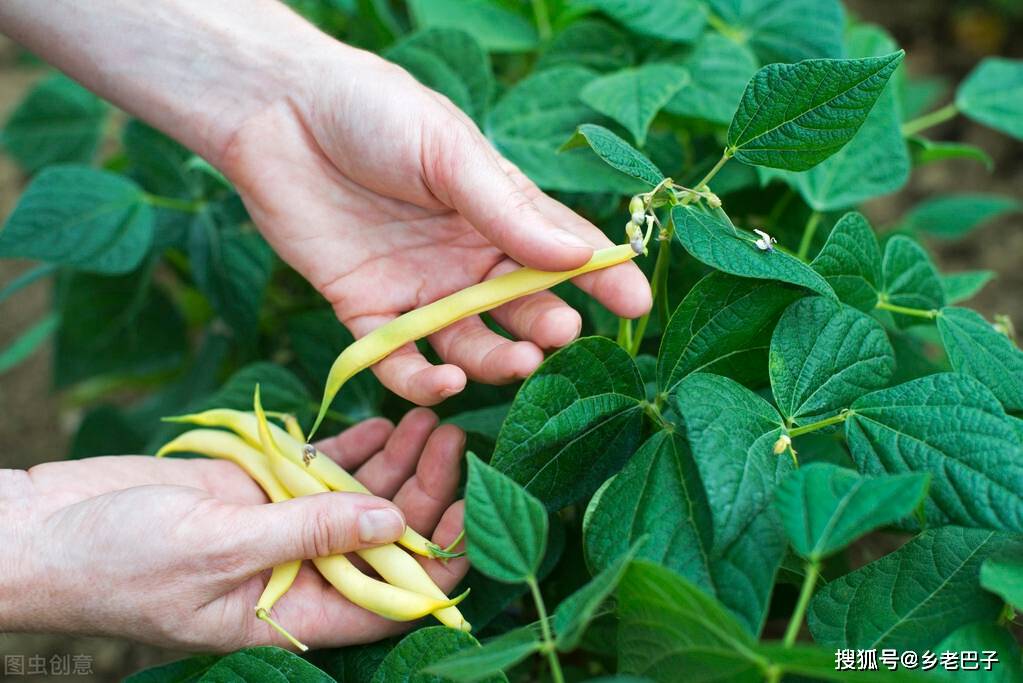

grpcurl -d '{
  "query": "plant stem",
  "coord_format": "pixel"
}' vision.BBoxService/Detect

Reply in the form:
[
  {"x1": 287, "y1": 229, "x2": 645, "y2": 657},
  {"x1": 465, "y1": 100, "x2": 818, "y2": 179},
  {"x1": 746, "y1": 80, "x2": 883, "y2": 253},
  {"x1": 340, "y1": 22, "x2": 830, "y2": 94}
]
[
  {"x1": 527, "y1": 576, "x2": 565, "y2": 683},
  {"x1": 796, "y1": 211, "x2": 822, "y2": 261},
  {"x1": 617, "y1": 317, "x2": 634, "y2": 354},
  {"x1": 531, "y1": 0, "x2": 551, "y2": 41},
  {"x1": 693, "y1": 151, "x2": 732, "y2": 192},
  {"x1": 901, "y1": 103, "x2": 959, "y2": 137},
  {"x1": 143, "y1": 193, "x2": 205, "y2": 213},
  {"x1": 875, "y1": 300, "x2": 939, "y2": 320},
  {"x1": 782, "y1": 561, "x2": 820, "y2": 647},
  {"x1": 788, "y1": 411, "x2": 849, "y2": 438}
]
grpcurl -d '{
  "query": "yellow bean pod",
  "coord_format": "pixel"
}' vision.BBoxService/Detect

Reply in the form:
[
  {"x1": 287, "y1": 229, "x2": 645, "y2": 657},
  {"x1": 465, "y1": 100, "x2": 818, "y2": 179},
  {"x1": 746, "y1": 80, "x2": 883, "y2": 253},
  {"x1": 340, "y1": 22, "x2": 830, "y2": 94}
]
[{"x1": 310, "y1": 243, "x2": 641, "y2": 438}]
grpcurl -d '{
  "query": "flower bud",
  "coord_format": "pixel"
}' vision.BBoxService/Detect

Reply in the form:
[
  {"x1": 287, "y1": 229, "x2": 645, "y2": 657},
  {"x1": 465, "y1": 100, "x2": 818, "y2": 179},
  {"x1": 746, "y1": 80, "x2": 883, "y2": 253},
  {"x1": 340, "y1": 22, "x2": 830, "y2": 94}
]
[
  {"x1": 773, "y1": 433, "x2": 792, "y2": 455},
  {"x1": 625, "y1": 220, "x2": 640, "y2": 240},
  {"x1": 706, "y1": 193, "x2": 722, "y2": 209},
  {"x1": 631, "y1": 210, "x2": 646, "y2": 225},
  {"x1": 629, "y1": 196, "x2": 645, "y2": 215}
]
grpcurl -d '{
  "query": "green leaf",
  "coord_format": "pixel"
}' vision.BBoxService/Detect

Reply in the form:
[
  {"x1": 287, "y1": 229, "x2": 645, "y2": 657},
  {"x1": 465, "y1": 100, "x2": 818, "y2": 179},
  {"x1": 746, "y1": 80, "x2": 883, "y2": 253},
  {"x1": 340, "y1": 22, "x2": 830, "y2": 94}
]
[
  {"x1": 536, "y1": 19, "x2": 635, "y2": 73},
  {"x1": 809, "y1": 527, "x2": 1023, "y2": 650},
  {"x1": 0, "y1": 165, "x2": 155, "y2": 274},
  {"x1": 465, "y1": 452, "x2": 548, "y2": 583},
  {"x1": 371, "y1": 626, "x2": 504, "y2": 683},
  {"x1": 674, "y1": 373, "x2": 793, "y2": 633},
  {"x1": 579, "y1": 64, "x2": 689, "y2": 146},
  {"x1": 956, "y1": 57, "x2": 1023, "y2": 140},
  {"x1": 1, "y1": 74, "x2": 106, "y2": 172},
  {"x1": 207, "y1": 362, "x2": 312, "y2": 418},
  {"x1": 385, "y1": 28, "x2": 493, "y2": 122},
  {"x1": 908, "y1": 137, "x2": 994, "y2": 170},
  {"x1": 938, "y1": 307, "x2": 1023, "y2": 412},
  {"x1": 881, "y1": 235, "x2": 946, "y2": 325},
  {"x1": 54, "y1": 269, "x2": 186, "y2": 387},
  {"x1": 407, "y1": 0, "x2": 537, "y2": 52},
  {"x1": 122, "y1": 119, "x2": 195, "y2": 198},
  {"x1": 0, "y1": 263, "x2": 57, "y2": 306},
  {"x1": 707, "y1": 0, "x2": 845, "y2": 64},
  {"x1": 662, "y1": 34, "x2": 758, "y2": 126},
  {"x1": 616, "y1": 559, "x2": 765, "y2": 682},
  {"x1": 672, "y1": 206, "x2": 835, "y2": 299},
  {"x1": 935, "y1": 622, "x2": 1023, "y2": 683},
  {"x1": 69, "y1": 404, "x2": 146, "y2": 459},
  {"x1": 657, "y1": 272, "x2": 803, "y2": 392},
  {"x1": 555, "y1": 539, "x2": 641, "y2": 652},
  {"x1": 810, "y1": 212, "x2": 883, "y2": 311},
  {"x1": 901, "y1": 194, "x2": 1020, "y2": 239},
  {"x1": 769, "y1": 297, "x2": 895, "y2": 424},
  {"x1": 124, "y1": 655, "x2": 220, "y2": 683},
  {"x1": 491, "y1": 337, "x2": 645, "y2": 510},
  {"x1": 561, "y1": 124, "x2": 664, "y2": 188},
  {"x1": 486, "y1": 67, "x2": 647, "y2": 193},
  {"x1": 980, "y1": 552, "x2": 1023, "y2": 609},
  {"x1": 756, "y1": 644, "x2": 937, "y2": 683},
  {"x1": 845, "y1": 373, "x2": 1023, "y2": 532},
  {"x1": 575, "y1": 0, "x2": 708, "y2": 43},
  {"x1": 763, "y1": 26, "x2": 909, "y2": 210},
  {"x1": 443, "y1": 403, "x2": 510, "y2": 443},
  {"x1": 0, "y1": 313, "x2": 58, "y2": 375},
  {"x1": 942, "y1": 270, "x2": 995, "y2": 304},
  {"x1": 288, "y1": 310, "x2": 382, "y2": 422},
  {"x1": 199, "y1": 646, "x2": 333, "y2": 682},
  {"x1": 727, "y1": 51, "x2": 904, "y2": 172},
  {"x1": 424, "y1": 626, "x2": 541, "y2": 682},
  {"x1": 774, "y1": 463, "x2": 928, "y2": 561}
]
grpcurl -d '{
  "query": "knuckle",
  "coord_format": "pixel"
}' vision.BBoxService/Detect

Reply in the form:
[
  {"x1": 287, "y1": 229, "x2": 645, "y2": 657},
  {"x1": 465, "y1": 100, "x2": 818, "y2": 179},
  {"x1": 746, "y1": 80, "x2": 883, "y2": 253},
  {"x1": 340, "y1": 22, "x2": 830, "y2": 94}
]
[{"x1": 301, "y1": 503, "x2": 351, "y2": 558}]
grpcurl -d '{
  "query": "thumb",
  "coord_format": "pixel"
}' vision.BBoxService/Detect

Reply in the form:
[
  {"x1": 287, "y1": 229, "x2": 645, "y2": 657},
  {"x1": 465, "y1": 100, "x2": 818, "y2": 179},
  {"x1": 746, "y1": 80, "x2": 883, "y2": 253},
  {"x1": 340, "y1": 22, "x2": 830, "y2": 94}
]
[
  {"x1": 431, "y1": 131, "x2": 593, "y2": 271},
  {"x1": 230, "y1": 493, "x2": 405, "y2": 569}
]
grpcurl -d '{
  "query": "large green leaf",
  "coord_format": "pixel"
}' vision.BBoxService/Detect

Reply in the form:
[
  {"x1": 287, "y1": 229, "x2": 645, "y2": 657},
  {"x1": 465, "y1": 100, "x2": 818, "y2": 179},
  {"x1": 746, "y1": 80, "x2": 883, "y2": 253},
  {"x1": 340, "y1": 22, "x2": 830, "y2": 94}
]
[
  {"x1": 536, "y1": 19, "x2": 635, "y2": 73},
  {"x1": 122, "y1": 120, "x2": 195, "y2": 198},
  {"x1": 980, "y1": 552, "x2": 1023, "y2": 609},
  {"x1": 561, "y1": 124, "x2": 664, "y2": 188},
  {"x1": 943, "y1": 270, "x2": 995, "y2": 305},
  {"x1": 935, "y1": 623, "x2": 1023, "y2": 683},
  {"x1": 938, "y1": 307, "x2": 1023, "y2": 412},
  {"x1": 0, "y1": 165, "x2": 154, "y2": 274},
  {"x1": 657, "y1": 272, "x2": 803, "y2": 392},
  {"x1": 576, "y1": 0, "x2": 708, "y2": 43},
  {"x1": 727, "y1": 51, "x2": 904, "y2": 171},
  {"x1": 881, "y1": 235, "x2": 946, "y2": 325},
  {"x1": 491, "y1": 337, "x2": 645, "y2": 510},
  {"x1": 956, "y1": 57, "x2": 1023, "y2": 140},
  {"x1": 774, "y1": 463, "x2": 928, "y2": 561},
  {"x1": 1, "y1": 74, "x2": 106, "y2": 172},
  {"x1": 810, "y1": 212, "x2": 883, "y2": 312},
  {"x1": 765, "y1": 25, "x2": 909, "y2": 210},
  {"x1": 386, "y1": 28, "x2": 493, "y2": 122},
  {"x1": 769, "y1": 296, "x2": 895, "y2": 424},
  {"x1": 486, "y1": 67, "x2": 646, "y2": 193},
  {"x1": 199, "y1": 647, "x2": 332, "y2": 682},
  {"x1": 371, "y1": 627, "x2": 504, "y2": 683},
  {"x1": 407, "y1": 0, "x2": 537, "y2": 52},
  {"x1": 579, "y1": 64, "x2": 689, "y2": 146},
  {"x1": 662, "y1": 34, "x2": 758, "y2": 126},
  {"x1": 124, "y1": 655, "x2": 220, "y2": 683},
  {"x1": 900, "y1": 193, "x2": 1021, "y2": 239},
  {"x1": 424, "y1": 626, "x2": 541, "y2": 682},
  {"x1": 706, "y1": 0, "x2": 845, "y2": 64},
  {"x1": 672, "y1": 206, "x2": 835, "y2": 298},
  {"x1": 465, "y1": 452, "x2": 548, "y2": 583},
  {"x1": 845, "y1": 373, "x2": 1023, "y2": 532},
  {"x1": 616, "y1": 560, "x2": 766, "y2": 682},
  {"x1": 808, "y1": 527, "x2": 1023, "y2": 650},
  {"x1": 908, "y1": 136, "x2": 994, "y2": 170},
  {"x1": 674, "y1": 373, "x2": 793, "y2": 633}
]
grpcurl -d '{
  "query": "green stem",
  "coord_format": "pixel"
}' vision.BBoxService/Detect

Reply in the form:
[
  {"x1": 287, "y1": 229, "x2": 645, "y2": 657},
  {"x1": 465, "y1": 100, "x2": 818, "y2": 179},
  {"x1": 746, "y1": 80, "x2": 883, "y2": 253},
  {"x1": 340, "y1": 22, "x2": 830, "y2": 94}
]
[
  {"x1": 782, "y1": 561, "x2": 820, "y2": 647},
  {"x1": 530, "y1": 0, "x2": 551, "y2": 41},
  {"x1": 617, "y1": 317, "x2": 634, "y2": 354},
  {"x1": 143, "y1": 193, "x2": 205, "y2": 213},
  {"x1": 901, "y1": 103, "x2": 959, "y2": 137},
  {"x1": 788, "y1": 411, "x2": 849, "y2": 438},
  {"x1": 527, "y1": 577, "x2": 564, "y2": 683},
  {"x1": 796, "y1": 211, "x2": 822, "y2": 261},
  {"x1": 875, "y1": 300, "x2": 939, "y2": 320},
  {"x1": 692, "y1": 151, "x2": 732, "y2": 193}
]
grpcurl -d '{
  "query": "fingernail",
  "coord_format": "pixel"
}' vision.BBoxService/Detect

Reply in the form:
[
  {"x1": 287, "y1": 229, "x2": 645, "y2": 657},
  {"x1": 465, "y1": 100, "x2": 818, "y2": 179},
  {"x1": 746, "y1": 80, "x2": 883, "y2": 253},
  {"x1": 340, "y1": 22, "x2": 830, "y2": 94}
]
[
  {"x1": 552, "y1": 229, "x2": 590, "y2": 250},
  {"x1": 358, "y1": 508, "x2": 404, "y2": 543}
]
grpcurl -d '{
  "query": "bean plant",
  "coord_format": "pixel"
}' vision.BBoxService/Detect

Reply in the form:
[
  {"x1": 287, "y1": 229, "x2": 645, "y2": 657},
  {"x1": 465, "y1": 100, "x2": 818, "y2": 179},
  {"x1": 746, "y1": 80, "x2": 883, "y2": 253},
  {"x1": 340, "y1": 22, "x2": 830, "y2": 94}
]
[{"x1": 2, "y1": 1, "x2": 1022, "y2": 681}]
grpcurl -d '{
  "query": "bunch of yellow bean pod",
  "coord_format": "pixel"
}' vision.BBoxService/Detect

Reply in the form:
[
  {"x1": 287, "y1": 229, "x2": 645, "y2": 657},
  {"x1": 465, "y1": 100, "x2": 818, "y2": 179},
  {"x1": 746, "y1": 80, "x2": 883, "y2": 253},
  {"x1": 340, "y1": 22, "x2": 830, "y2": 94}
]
[{"x1": 157, "y1": 387, "x2": 470, "y2": 651}]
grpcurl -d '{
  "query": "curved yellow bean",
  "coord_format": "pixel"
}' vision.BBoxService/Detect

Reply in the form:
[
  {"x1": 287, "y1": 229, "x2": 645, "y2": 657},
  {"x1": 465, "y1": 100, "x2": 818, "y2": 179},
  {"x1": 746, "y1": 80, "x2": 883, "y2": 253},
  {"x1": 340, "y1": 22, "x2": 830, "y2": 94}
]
[
  {"x1": 310, "y1": 243, "x2": 641, "y2": 438},
  {"x1": 156, "y1": 430, "x2": 305, "y2": 650}
]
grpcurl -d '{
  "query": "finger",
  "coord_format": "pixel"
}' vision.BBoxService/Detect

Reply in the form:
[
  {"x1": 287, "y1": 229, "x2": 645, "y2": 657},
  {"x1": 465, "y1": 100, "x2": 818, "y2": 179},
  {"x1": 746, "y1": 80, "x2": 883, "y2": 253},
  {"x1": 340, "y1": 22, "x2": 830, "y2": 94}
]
[
  {"x1": 392, "y1": 424, "x2": 465, "y2": 533},
  {"x1": 355, "y1": 408, "x2": 438, "y2": 498},
  {"x1": 222, "y1": 493, "x2": 405, "y2": 572},
  {"x1": 416, "y1": 502, "x2": 469, "y2": 592},
  {"x1": 422, "y1": 124, "x2": 593, "y2": 272},
  {"x1": 313, "y1": 417, "x2": 394, "y2": 471},
  {"x1": 486, "y1": 258, "x2": 583, "y2": 349},
  {"x1": 428, "y1": 315, "x2": 544, "y2": 384},
  {"x1": 348, "y1": 314, "x2": 467, "y2": 405}
]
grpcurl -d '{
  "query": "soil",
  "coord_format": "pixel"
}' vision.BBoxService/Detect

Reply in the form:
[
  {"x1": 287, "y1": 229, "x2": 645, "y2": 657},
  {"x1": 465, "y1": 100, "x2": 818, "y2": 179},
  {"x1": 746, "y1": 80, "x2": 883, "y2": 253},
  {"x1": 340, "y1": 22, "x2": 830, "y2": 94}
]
[{"x1": 0, "y1": 3, "x2": 1021, "y2": 680}]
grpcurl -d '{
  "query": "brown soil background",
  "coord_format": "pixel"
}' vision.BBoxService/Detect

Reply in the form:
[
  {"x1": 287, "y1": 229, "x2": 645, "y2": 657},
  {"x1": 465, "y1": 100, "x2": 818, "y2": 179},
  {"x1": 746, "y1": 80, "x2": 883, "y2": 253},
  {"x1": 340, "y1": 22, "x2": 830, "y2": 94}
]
[{"x1": 0, "y1": 2, "x2": 1021, "y2": 680}]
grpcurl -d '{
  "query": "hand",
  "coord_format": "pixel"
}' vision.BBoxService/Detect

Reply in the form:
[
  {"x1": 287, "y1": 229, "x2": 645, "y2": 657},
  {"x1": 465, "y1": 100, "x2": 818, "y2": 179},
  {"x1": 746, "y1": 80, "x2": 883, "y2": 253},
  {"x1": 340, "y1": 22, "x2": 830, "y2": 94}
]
[
  {"x1": 220, "y1": 47, "x2": 652, "y2": 405},
  {"x1": 1, "y1": 409, "x2": 467, "y2": 651}
]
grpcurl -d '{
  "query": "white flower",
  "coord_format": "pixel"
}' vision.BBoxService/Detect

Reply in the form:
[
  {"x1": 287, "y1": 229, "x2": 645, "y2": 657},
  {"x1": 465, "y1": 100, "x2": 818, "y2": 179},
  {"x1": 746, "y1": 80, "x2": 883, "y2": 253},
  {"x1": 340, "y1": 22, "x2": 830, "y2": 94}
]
[{"x1": 753, "y1": 228, "x2": 777, "y2": 252}]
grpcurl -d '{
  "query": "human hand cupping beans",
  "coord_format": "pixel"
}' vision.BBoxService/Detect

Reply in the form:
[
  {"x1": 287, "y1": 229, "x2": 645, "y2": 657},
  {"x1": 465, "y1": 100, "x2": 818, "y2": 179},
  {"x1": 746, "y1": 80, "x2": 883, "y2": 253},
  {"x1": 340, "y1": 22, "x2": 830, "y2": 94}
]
[{"x1": 0, "y1": 410, "x2": 467, "y2": 651}]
